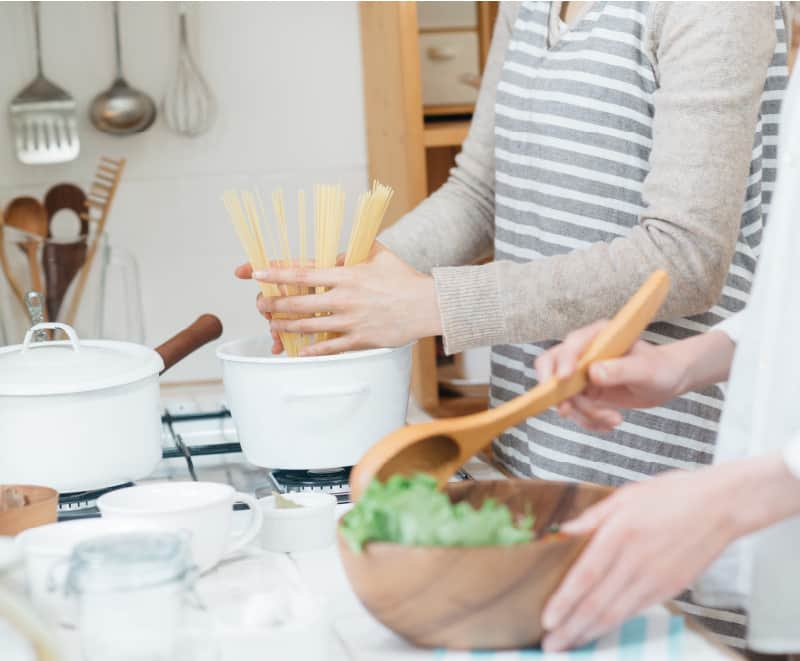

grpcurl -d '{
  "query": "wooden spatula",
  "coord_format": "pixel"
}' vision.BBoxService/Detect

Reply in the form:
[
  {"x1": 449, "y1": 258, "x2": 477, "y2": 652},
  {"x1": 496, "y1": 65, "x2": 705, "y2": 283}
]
[
  {"x1": 42, "y1": 183, "x2": 88, "y2": 321},
  {"x1": 350, "y1": 270, "x2": 671, "y2": 500}
]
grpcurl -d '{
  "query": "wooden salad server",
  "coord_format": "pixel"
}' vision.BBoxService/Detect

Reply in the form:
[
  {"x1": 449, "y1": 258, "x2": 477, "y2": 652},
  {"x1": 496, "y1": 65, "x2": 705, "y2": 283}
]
[{"x1": 350, "y1": 269, "x2": 671, "y2": 500}]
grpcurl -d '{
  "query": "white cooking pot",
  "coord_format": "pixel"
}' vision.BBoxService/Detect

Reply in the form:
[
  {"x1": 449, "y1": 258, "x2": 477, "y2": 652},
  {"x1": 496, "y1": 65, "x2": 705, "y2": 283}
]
[
  {"x1": 217, "y1": 336, "x2": 412, "y2": 469},
  {"x1": 0, "y1": 316, "x2": 222, "y2": 493}
]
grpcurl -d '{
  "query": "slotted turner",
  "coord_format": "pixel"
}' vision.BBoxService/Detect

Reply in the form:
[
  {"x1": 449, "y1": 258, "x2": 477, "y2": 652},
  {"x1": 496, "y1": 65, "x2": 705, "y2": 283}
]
[{"x1": 9, "y1": 2, "x2": 79, "y2": 165}]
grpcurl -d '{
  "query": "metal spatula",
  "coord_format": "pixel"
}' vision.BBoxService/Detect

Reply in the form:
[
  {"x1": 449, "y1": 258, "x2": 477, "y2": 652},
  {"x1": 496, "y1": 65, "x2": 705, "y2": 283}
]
[{"x1": 9, "y1": 2, "x2": 79, "y2": 165}]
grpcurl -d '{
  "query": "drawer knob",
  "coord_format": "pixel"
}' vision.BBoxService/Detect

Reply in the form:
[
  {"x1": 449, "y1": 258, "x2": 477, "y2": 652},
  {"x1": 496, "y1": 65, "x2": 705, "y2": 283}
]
[{"x1": 427, "y1": 46, "x2": 457, "y2": 61}]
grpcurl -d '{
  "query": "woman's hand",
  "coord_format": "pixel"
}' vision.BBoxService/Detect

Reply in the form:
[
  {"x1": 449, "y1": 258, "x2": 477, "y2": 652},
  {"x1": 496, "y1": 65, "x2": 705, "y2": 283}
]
[
  {"x1": 534, "y1": 324, "x2": 735, "y2": 431},
  {"x1": 239, "y1": 246, "x2": 442, "y2": 356},
  {"x1": 540, "y1": 454, "x2": 800, "y2": 652},
  {"x1": 534, "y1": 321, "x2": 691, "y2": 431},
  {"x1": 234, "y1": 262, "x2": 284, "y2": 355}
]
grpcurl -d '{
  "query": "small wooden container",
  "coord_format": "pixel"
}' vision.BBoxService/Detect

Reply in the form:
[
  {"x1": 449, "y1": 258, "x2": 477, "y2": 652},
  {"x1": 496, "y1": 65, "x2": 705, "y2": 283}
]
[
  {"x1": 338, "y1": 479, "x2": 613, "y2": 650},
  {"x1": 0, "y1": 485, "x2": 58, "y2": 535}
]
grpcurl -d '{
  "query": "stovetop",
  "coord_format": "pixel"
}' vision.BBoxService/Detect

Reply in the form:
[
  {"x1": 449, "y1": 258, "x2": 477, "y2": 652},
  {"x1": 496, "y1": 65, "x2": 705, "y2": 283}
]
[{"x1": 58, "y1": 386, "x2": 474, "y2": 520}]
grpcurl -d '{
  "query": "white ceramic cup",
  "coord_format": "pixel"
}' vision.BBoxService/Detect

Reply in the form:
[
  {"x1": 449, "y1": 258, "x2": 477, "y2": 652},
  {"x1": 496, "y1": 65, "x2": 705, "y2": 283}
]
[
  {"x1": 97, "y1": 482, "x2": 262, "y2": 573},
  {"x1": 259, "y1": 492, "x2": 337, "y2": 553},
  {"x1": 15, "y1": 518, "x2": 164, "y2": 624}
]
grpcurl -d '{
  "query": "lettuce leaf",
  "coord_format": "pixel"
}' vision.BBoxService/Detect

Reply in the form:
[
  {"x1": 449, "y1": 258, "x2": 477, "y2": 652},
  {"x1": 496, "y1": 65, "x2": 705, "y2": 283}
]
[{"x1": 341, "y1": 474, "x2": 534, "y2": 552}]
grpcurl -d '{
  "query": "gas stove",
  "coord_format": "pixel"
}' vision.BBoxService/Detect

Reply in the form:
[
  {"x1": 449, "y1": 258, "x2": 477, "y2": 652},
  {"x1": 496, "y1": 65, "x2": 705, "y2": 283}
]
[{"x1": 57, "y1": 384, "x2": 476, "y2": 520}]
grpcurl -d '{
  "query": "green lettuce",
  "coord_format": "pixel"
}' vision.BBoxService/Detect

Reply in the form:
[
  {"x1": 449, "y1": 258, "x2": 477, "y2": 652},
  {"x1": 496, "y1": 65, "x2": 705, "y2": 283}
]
[{"x1": 341, "y1": 474, "x2": 534, "y2": 552}]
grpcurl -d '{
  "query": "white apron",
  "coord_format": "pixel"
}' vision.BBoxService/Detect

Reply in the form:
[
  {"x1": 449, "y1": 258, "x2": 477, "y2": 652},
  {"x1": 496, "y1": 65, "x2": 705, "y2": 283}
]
[{"x1": 693, "y1": 62, "x2": 800, "y2": 653}]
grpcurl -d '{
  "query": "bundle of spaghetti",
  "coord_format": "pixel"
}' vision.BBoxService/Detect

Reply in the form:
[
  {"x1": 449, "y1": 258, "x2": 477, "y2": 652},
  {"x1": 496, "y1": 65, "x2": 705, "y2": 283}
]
[
  {"x1": 222, "y1": 180, "x2": 393, "y2": 357},
  {"x1": 345, "y1": 181, "x2": 394, "y2": 266}
]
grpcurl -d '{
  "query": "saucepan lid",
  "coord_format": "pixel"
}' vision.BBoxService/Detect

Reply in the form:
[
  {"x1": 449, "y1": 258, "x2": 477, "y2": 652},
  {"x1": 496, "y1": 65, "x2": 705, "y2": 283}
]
[{"x1": 0, "y1": 322, "x2": 163, "y2": 397}]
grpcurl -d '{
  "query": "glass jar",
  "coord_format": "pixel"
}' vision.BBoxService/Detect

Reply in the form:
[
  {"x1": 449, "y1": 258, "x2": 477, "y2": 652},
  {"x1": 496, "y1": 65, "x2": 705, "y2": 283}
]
[
  {"x1": 0, "y1": 226, "x2": 144, "y2": 347},
  {"x1": 64, "y1": 532, "x2": 196, "y2": 661}
]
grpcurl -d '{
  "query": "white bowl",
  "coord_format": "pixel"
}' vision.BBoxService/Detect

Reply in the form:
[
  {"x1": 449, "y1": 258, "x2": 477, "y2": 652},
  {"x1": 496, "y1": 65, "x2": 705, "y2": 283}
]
[
  {"x1": 217, "y1": 338, "x2": 412, "y2": 469},
  {"x1": 259, "y1": 492, "x2": 337, "y2": 553}
]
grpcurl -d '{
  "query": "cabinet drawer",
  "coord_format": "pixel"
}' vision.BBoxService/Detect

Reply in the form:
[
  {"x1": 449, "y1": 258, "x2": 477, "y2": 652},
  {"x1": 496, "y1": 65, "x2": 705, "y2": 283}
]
[
  {"x1": 419, "y1": 32, "x2": 480, "y2": 107},
  {"x1": 417, "y1": 2, "x2": 478, "y2": 30}
]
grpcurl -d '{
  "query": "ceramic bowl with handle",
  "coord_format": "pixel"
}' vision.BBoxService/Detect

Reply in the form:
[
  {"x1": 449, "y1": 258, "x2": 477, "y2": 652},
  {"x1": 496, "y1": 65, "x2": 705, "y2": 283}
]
[
  {"x1": 337, "y1": 479, "x2": 613, "y2": 650},
  {"x1": 217, "y1": 337, "x2": 413, "y2": 469}
]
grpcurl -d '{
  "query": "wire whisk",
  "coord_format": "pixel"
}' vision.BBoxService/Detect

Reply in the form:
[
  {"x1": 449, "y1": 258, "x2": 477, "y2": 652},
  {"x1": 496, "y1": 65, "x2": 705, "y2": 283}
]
[{"x1": 163, "y1": 2, "x2": 216, "y2": 137}]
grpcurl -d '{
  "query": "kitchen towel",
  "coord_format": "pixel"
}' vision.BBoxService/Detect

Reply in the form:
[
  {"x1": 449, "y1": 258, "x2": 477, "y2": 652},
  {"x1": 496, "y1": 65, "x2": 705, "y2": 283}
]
[{"x1": 335, "y1": 607, "x2": 734, "y2": 660}]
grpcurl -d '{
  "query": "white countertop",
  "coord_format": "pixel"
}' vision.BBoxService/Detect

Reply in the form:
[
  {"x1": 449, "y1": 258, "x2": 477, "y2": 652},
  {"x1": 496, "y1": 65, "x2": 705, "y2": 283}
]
[
  {"x1": 0, "y1": 389, "x2": 740, "y2": 660},
  {"x1": 1, "y1": 506, "x2": 739, "y2": 661}
]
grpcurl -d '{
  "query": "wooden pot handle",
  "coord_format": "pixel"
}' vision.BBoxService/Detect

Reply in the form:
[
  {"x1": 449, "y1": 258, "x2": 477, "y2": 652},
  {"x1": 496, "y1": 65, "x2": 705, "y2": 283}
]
[{"x1": 155, "y1": 314, "x2": 223, "y2": 375}]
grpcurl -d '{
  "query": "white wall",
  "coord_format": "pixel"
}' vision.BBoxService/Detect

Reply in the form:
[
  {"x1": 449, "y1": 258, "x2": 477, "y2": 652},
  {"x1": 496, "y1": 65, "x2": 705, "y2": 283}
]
[{"x1": 0, "y1": 1, "x2": 368, "y2": 380}]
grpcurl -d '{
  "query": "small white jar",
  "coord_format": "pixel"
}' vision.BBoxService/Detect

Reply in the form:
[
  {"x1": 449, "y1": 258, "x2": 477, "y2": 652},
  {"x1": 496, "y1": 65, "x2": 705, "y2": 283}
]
[{"x1": 258, "y1": 492, "x2": 337, "y2": 553}]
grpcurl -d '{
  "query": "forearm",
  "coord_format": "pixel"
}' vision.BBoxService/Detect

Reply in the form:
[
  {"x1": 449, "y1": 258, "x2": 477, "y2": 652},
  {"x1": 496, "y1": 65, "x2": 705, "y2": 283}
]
[
  {"x1": 714, "y1": 454, "x2": 800, "y2": 542},
  {"x1": 666, "y1": 330, "x2": 736, "y2": 395}
]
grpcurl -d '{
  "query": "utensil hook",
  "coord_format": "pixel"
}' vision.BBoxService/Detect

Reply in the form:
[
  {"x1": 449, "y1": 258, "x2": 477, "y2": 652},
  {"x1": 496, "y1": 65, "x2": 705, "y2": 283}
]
[
  {"x1": 178, "y1": 2, "x2": 189, "y2": 47},
  {"x1": 32, "y1": 1, "x2": 43, "y2": 76},
  {"x1": 112, "y1": 2, "x2": 123, "y2": 80}
]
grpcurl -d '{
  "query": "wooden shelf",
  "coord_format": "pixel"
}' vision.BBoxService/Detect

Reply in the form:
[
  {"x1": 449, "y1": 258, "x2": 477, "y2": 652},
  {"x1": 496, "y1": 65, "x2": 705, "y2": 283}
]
[{"x1": 423, "y1": 120, "x2": 470, "y2": 148}]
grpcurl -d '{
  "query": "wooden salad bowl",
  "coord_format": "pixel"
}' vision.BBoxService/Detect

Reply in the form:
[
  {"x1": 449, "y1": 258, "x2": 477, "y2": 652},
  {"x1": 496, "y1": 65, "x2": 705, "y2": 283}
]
[{"x1": 337, "y1": 479, "x2": 613, "y2": 650}]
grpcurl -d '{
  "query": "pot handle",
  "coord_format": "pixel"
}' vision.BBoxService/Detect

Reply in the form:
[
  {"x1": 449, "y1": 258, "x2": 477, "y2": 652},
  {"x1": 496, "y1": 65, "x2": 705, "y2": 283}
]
[
  {"x1": 22, "y1": 322, "x2": 80, "y2": 353},
  {"x1": 285, "y1": 385, "x2": 368, "y2": 401},
  {"x1": 155, "y1": 314, "x2": 223, "y2": 375}
]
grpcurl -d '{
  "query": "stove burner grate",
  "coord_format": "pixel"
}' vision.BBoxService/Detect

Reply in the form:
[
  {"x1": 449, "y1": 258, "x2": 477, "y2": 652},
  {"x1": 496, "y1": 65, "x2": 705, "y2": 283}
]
[
  {"x1": 57, "y1": 482, "x2": 134, "y2": 521},
  {"x1": 268, "y1": 468, "x2": 352, "y2": 504}
]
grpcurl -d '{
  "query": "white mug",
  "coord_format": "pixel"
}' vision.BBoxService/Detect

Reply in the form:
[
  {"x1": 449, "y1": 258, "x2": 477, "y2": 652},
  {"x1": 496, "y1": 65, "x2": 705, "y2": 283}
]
[{"x1": 97, "y1": 482, "x2": 262, "y2": 573}]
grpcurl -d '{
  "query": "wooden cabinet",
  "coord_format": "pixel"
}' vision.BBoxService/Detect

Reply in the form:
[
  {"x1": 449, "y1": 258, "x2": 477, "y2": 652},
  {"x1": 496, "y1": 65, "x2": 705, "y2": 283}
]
[{"x1": 359, "y1": 2, "x2": 498, "y2": 417}]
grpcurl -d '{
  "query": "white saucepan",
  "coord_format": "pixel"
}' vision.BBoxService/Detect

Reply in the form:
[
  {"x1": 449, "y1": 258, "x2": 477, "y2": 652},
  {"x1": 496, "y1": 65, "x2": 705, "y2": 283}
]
[
  {"x1": 0, "y1": 315, "x2": 222, "y2": 492},
  {"x1": 217, "y1": 336, "x2": 413, "y2": 469}
]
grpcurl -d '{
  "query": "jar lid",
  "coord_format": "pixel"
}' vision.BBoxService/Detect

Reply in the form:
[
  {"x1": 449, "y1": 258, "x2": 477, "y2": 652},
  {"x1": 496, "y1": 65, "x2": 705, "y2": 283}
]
[
  {"x1": 0, "y1": 323, "x2": 163, "y2": 396},
  {"x1": 65, "y1": 532, "x2": 193, "y2": 594}
]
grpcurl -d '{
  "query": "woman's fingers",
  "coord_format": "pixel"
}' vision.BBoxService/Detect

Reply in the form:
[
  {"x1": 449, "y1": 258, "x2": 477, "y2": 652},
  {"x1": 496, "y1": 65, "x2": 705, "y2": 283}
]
[
  {"x1": 235, "y1": 263, "x2": 253, "y2": 279},
  {"x1": 270, "y1": 314, "x2": 351, "y2": 335},
  {"x1": 589, "y1": 341, "x2": 652, "y2": 387},
  {"x1": 252, "y1": 266, "x2": 347, "y2": 289},
  {"x1": 542, "y1": 549, "x2": 637, "y2": 652},
  {"x1": 258, "y1": 292, "x2": 338, "y2": 316},
  {"x1": 555, "y1": 320, "x2": 610, "y2": 378},
  {"x1": 568, "y1": 396, "x2": 623, "y2": 430},
  {"x1": 541, "y1": 517, "x2": 620, "y2": 634},
  {"x1": 299, "y1": 334, "x2": 358, "y2": 357}
]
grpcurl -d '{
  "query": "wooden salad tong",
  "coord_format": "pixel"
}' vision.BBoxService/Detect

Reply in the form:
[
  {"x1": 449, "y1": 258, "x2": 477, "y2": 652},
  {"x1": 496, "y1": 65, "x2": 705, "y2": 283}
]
[{"x1": 350, "y1": 270, "x2": 671, "y2": 500}]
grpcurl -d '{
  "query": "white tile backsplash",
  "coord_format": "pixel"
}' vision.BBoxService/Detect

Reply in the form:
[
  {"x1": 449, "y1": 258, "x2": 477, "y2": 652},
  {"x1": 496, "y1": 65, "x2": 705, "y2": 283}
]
[{"x1": 0, "y1": 1, "x2": 369, "y2": 381}]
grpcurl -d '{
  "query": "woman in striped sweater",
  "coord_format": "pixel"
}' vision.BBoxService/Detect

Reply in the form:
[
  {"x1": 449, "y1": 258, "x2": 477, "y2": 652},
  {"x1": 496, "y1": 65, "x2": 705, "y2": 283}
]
[{"x1": 246, "y1": 1, "x2": 787, "y2": 644}]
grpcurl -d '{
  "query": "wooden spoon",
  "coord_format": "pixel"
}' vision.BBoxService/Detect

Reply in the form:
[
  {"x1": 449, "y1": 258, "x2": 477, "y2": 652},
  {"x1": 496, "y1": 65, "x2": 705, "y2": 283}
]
[
  {"x1": 42, "y1": 183, "x2": 88, "y2": 321},
  {"x1": 4, "y1": 197, "x2": 48, "y2": 307},
  {"x1": 350, "y1": 270, "x2": 671, "y2": 500}
]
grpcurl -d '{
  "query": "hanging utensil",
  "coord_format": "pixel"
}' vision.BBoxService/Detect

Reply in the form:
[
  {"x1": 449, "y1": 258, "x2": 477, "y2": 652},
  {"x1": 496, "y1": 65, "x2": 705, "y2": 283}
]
[
  {"x1": 9, "y1": 2, "x2": 79, "y2": 165},
  {"x1": 89, "y1": 2, "x2": 156, "y2": 135},
  {"x1": 350, "y1": 270, "x2": 672, "y2": 500},
  {"x1": 163, "y1": 2, "x2": 216, "y2": 137},
  {"x1": 42, "y1": 183, "x2": 88, "y2": 321},
  {"x1": 65, "y1": 156, "x2": 126, "y2": 326},
  {"x1": 0, "y1": 216, "x2": 26, "y2": 313},
  {"x1": 24, "y1": 291, "x2": 48, "y2": 342},
  {"x1": 4, "y1": 197, "x2": 48, "y2": 310}
]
